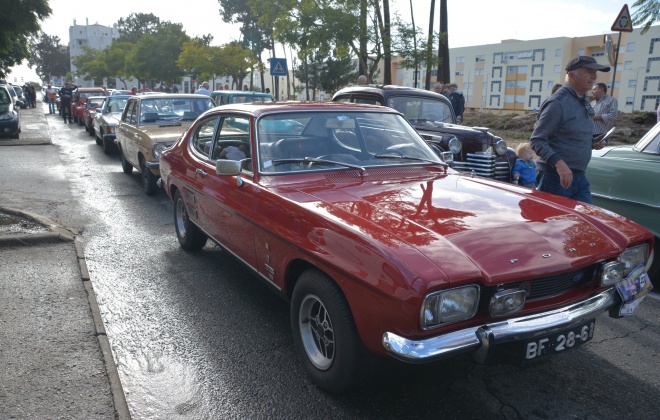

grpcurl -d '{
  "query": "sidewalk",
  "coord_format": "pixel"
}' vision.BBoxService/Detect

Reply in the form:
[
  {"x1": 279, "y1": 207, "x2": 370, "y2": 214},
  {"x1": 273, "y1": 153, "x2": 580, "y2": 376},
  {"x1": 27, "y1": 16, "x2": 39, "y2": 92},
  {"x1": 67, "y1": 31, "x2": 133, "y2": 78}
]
[{"x1": 0, "y1": 105, "x2": 130, "y2": 419}]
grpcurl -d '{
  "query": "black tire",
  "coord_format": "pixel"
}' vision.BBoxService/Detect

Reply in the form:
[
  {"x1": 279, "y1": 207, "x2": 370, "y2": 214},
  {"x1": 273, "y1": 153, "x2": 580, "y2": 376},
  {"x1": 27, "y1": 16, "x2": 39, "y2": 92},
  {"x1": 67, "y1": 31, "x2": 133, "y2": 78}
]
[
  {"x1": 173, "y1": 190, "x2": 207, "y2": 251},
  {"x1": 102, "y1": 137, "x2": 113, "y2": 155},
  {"x1": 291, "y1": 269, "x2": 374, "y2": 393},
  {"x1": 140, "y1": 158, "x2": 159, "y2": 196},
  {"x1": 87, "y1": 123, "x2": 94, "y2": 136},
  {"x1": 120, "y1": 148, "x2": 133, "y2": 174}
]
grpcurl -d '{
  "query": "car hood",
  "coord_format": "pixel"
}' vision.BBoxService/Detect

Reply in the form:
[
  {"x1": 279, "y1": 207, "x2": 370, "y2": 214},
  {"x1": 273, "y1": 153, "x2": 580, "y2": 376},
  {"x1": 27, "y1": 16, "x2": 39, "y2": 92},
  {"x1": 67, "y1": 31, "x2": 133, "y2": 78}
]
[
  {"x1": 101, "y1": 112, "x2": 122, "y2": 124},
  {"x1": 279, "y1": 170, "x2": 644, "y2": 286},
  {"x1": 141, "y1": 123, "x2": 194, "y2": 142}
]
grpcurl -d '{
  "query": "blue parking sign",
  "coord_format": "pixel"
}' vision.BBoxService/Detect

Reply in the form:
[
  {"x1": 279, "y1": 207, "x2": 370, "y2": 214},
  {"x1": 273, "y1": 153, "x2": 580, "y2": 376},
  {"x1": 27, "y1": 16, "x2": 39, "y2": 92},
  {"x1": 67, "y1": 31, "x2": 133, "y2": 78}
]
[{"x1": 270, "y1": 58, "x2": 288, "y2": 76}]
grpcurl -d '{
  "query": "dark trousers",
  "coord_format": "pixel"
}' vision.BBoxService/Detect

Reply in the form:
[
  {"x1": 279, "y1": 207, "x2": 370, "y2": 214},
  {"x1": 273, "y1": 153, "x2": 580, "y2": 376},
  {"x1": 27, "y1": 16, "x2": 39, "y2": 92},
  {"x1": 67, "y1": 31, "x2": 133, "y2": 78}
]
[{"x1": 61, "y1": 101, "x2": 72, "y2": 122}]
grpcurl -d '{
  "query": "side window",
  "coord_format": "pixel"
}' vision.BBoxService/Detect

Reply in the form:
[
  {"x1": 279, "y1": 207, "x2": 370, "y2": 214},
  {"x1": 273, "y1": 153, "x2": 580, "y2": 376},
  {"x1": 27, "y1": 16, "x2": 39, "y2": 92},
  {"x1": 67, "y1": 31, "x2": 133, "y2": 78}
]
[
  {"x1": 191, "y1": 117, "x2": 220, "y2": 159},
  {"x1": 354, "y1": 96, "x2": 382, "y2": 105},
  {"x1": 122, "y1": 101, "x2": 135, "y2": 124},
  {"x1": 212, "y1": 116, "x2": 251, "y2": 169}
]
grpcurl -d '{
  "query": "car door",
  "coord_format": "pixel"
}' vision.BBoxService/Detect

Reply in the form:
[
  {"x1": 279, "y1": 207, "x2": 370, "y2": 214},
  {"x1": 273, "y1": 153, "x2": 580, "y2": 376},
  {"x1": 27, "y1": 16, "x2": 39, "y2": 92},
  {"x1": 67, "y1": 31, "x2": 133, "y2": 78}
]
[
  {"x1": 188, "y1": 113, "x2": 257, "y2": 268},
  {"x1": 118, "y1": 99, "x2": 139, "y2": 167}
]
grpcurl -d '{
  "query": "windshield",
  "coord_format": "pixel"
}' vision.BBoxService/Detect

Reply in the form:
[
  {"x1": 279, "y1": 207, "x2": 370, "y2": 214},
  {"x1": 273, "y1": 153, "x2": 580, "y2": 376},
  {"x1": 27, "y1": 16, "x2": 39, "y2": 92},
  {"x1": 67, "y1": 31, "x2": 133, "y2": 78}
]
[
  {"x1": 387, "y1": 95, "x2": 455, "y2": 124},
  {"x1": 139, "y1": 97, "x2": 215, "y2": 124},
  {"x1": 230, "y1": 94, "x2": 275, "y2": 104},
  {"x1": 105, "y1": 98, "x2": 128, "y2": 113},
  {"x1": 257, "y1": 111, "x2": 442, "y2": 173}
]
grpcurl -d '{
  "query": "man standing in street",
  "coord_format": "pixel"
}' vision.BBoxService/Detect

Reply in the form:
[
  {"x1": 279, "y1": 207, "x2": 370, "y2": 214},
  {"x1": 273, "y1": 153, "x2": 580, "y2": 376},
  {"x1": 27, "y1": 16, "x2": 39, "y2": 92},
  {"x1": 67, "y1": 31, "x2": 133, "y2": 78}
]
[
  {"x1": 195, "y1": 81, "x2": 210, "y2": 96},
  {"x1": 531, "y1": 56, "x2": 610, "y2": 203},
  {"x1": 590, "y1": 82, "x2": 618, "y2": 138},
  {"x1": 447, "y1": 83, "x2": 465, "y2": 123},
  {"x1": 45, "y1": 84, "x2": 57, "y2": 114},
  {"x1": 58, "y1": 81, "x2": 77, "y2": 123}
]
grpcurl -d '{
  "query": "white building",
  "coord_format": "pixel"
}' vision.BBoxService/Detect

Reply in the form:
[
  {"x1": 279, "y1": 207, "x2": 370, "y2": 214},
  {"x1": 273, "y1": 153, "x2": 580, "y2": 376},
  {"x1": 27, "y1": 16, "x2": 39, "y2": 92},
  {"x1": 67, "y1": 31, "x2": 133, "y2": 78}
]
[
  {"x1": 390, "y1": 25, "x2": 660, "y2": 113},
  {"x1": 69, "y1": 19, "x2": 120, "y2": 87}
]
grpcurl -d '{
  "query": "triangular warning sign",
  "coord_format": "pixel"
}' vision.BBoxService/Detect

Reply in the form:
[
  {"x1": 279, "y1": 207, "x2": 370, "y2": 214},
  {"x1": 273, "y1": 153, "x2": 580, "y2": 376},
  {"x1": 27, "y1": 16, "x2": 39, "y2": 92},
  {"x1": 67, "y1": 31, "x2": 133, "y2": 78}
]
[
  {"x1": 611, "y1": 4, "x2": 633, "y2": 32},
  {"x1": 274, "y1": 62, "x2": 284, "y2": 74}
]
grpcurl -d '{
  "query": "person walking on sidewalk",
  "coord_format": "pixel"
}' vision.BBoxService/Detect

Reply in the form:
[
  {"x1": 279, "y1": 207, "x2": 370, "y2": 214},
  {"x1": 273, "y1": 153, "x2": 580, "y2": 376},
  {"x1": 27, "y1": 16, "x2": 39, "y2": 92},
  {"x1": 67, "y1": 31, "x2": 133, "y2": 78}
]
[{"x1": 59, "y1": 82, "x2": 77, "y2": 123}]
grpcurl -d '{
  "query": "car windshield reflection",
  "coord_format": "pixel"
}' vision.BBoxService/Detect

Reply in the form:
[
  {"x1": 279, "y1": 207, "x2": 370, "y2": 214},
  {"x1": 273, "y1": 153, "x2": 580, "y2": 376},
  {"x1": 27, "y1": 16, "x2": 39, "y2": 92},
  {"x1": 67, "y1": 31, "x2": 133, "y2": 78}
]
[
  {"x1": 139, "y1": 98, "x2": 215, "y2": 124},
  {"x1": 387, "y1": 96, "x2": 454, "y2": 124},
  {"x1": 257, "y1": 111, "x2": 442, "y2": 173}
]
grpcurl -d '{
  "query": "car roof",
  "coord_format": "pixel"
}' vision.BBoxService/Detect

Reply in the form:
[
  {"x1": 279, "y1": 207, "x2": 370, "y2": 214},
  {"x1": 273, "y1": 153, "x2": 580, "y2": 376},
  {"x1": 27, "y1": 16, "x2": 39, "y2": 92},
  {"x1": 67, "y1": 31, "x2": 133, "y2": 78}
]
[
  {"x1": 334, "y1": 84, "x2": 451, "y2": 102},
  {"x1": 130, "y1": 93, "x2": 212, "y2": 99},
  {"x1": 211, "y1": 90, "x2": 271, "y2": 96},
  {"x1": 76, "y1": 87, "x2": 106, "y2": 91},
  {"x1": 208, "y1": 101, "x2": 395, "y2": 117}
]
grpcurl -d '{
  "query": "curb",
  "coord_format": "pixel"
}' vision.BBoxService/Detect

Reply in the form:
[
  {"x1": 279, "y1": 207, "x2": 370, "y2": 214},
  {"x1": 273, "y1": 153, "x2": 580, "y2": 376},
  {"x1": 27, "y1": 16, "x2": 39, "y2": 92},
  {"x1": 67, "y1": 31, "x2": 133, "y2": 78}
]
[{"x1": 0, "y1": 206, "x2": 131, "y2": 419}]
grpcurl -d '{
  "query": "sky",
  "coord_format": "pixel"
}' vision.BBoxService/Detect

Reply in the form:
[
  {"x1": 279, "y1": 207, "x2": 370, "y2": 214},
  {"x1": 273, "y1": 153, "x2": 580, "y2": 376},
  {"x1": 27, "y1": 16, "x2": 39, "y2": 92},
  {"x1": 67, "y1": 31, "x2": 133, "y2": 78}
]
[{"x1": 9, "y1": 0, "x2": 637, "y2": 83}]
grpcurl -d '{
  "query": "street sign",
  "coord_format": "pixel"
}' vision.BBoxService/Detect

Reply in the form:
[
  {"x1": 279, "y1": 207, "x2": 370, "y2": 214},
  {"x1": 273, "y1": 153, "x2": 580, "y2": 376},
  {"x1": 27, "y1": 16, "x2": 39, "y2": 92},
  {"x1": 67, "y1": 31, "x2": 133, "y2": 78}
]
[
  {"x1": 611, "y1": 4, "x2": 633, "y2": 32},
  {"x1": 270, "y1": 58, "x2": 288, "y2": 76}
]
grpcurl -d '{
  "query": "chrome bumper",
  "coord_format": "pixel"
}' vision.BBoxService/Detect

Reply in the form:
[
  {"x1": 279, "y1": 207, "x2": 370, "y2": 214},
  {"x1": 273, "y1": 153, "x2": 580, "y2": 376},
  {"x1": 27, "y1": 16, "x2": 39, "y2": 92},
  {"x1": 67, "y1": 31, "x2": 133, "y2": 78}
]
[{"x1": 382, "y1": 288, "x2": 619, "y2": 363}]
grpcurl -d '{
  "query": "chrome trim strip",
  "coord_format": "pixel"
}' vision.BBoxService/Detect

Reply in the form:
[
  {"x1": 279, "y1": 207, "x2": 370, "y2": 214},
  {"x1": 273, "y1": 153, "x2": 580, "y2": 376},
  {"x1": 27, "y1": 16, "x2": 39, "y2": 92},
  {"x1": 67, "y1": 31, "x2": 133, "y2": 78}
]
[
  {"x1": 382, "y1": 288, "x2": 618, "y2": 363},
  {"x1": 592, "y1": 193, "x2": 660, "y2": 210},
  {"x1": 146, "y1": 161, "x2": 160, "y2": 169}
]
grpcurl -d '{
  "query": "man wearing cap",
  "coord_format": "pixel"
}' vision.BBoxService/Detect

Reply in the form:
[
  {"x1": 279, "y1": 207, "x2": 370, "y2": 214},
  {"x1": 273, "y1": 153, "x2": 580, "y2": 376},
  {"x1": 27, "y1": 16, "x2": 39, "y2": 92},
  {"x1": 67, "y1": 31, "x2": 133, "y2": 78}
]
[{"x1": 530, "y1": 55, "x2": 610, "y2": 203}]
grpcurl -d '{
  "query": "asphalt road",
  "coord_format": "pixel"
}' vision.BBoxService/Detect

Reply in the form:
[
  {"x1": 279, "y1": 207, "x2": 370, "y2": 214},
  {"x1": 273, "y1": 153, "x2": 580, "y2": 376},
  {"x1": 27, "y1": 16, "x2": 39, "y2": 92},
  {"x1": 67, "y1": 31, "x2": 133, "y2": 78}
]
[{"x1": 2, "y1": 106, "x2": 659, "y2": 419}]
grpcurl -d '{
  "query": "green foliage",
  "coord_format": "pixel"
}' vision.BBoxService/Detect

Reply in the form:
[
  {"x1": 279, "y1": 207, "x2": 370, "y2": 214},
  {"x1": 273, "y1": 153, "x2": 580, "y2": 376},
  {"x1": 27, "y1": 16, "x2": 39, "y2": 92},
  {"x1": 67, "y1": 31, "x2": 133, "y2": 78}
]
[
  {"x1": 72, "y1": 47, "x2": 107, "y2": 83},
  {"x1": 27, "y1": 33, "x2": 69, "y2": 82},
  {"x1": 631, "y1": 0, "x2": 660, "y2": 35},
  {"x1": 0, "y1": 0, "x2": 52, "y2": 77},
  {"x1": 630, "y1": 110, "x2": 654, "y2": 124},
  {"x1": 117, "y1": 13, "x2": 161, "y2": 43}
]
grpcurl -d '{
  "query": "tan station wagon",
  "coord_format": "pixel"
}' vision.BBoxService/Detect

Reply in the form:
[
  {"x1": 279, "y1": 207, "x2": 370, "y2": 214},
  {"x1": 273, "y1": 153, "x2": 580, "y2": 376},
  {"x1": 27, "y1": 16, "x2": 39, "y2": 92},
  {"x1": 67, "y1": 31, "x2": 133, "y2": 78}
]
[{"x1": 115, "y1": 93, "x2": 215, "y2": 195}]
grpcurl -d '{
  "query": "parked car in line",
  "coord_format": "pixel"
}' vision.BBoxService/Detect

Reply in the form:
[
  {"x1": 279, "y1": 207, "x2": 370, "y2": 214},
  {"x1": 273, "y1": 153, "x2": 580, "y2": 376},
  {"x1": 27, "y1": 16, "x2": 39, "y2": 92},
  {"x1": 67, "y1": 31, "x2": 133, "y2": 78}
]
[
  {"x1": 0, "y1": 84, "x2": 20, "y2": 139},
  {"x1": 333, "y1": 85, "x2": 517, "y2": 182},
  {"x1": 159, "y1": 101, "x2": 654, "y2": 393},
  {"x1": 13, "y1": 86, "x2": 28, "y2": 109},
  {"x1": 587, "y1": 122, "x2": 660, "y2": 283},
  {"x1": 93, "y1": 95, "x2": 130, "y2": 154},
  {"x1": 210, "y1": 90, "x2": 275, "y2": 106},
  {"x1": 115, "y1": 93, "x2": 215, "y2": 195},
  {"x1": 111, "y1": 89, "x2": 131, "y2": 96},
  {"x1": 1, "y1": 83, "x2": 23, "y2": 110},
  {"x1": 82, "y1": 96, "x2": 106, "y2": 134},
  {"x1": 71, "y1": 87, "x2": 107, "y2": 124}
]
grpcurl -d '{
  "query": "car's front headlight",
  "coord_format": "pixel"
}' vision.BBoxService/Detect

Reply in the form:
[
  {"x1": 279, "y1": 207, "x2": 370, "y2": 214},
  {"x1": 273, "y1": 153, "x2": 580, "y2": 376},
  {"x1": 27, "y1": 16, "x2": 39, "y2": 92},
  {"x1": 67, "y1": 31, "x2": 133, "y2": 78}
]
[
  {"x1": 618, "y1": 244, "x2": 649, "y2": 277},
  {"x1": 448, "y1": 136, "x2": 462, "y2": 154},
  {"x1": 494, "y1": 138, "x2": 508, "y2": 156},
  {"x1": 0, "y1": 112, "x2": 14, "y2": 121},
  {"x1": 421, "y1": 285, "x2": 479, "y2": 329},
  {"x1": 153, "y1": 142, "x2": 171, "y2": 159}
]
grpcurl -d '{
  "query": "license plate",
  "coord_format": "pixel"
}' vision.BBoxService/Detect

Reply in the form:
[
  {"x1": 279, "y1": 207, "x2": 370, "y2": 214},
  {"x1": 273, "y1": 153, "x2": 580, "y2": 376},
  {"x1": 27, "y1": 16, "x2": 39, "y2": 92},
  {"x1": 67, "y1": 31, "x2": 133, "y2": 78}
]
[{"x1": 523, "y1": 319, "x2": 595, "y2": 361}]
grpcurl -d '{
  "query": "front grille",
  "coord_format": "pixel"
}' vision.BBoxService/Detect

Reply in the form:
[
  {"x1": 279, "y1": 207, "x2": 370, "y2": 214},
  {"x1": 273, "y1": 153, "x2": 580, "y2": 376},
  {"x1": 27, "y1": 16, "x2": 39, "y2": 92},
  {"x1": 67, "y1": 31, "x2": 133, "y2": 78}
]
[
  {"x1": 452, "y1": 152, "x2": 510, "y2": 181},
  {"x1": 525, "y1": 266, "x2": 597, "y2": 300}
]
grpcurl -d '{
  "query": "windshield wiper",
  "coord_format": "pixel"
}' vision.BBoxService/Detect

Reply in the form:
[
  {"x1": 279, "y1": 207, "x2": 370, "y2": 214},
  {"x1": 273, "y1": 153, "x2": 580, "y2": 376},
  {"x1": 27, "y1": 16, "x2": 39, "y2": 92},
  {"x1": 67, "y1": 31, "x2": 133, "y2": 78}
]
[
  {"x1": 374, "y1": 153, "x2": 447, "y2": 167},
  {"x1": 270, "y1": 157, "x2": 366, "y2": 173}
]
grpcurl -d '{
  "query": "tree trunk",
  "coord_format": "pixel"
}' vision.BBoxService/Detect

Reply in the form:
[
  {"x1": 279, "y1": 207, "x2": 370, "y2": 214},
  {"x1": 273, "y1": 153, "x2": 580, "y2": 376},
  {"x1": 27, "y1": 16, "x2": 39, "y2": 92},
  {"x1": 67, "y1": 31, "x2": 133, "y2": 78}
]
[
  {"x1": 382, "y1": 0, "x2": 392, "y2": 85},
  {"x1": 437, "y1": 0, "x2": 450, "y2": 84},
  {"x1": 410, "y1": 0, "x2": 418, "y2": 88},
  {"x1": 359, "y1": 0, "x2": 368, "y2": 77},
  {"x1": 425, "y1": 0, "x2": 436, "y2": 90}
]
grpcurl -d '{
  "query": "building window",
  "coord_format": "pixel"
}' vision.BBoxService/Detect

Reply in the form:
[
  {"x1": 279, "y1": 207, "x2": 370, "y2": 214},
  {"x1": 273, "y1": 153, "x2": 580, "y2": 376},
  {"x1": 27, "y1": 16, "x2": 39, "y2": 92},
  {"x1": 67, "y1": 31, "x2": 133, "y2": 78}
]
[
  {"x1": 506, "y1": 80, "x2": 516, "y2": 88},
  {"x1": 517, "y1": 80, "x2": 526, "y2": 89},
  {"x1": 505, "y1": 95, "x2": 514, "y2": 103},
  {"x1": 624, "y1": 61, "x2": 633, "y2": 70},
  {"x1": 531, "y1": 64, "x2": 544, "y2": 77},
  {"x1": 547, "y1": 81, "x2": 555, "y2": 89},
  {"x1": 476, "y1": 55, "x2": 485, "y2": 62},
  {"x1": 491, "y1": 81, "x2": 502, "y2": 92},
  {"x1": 492, "y1": 66, "x2": 503, "y2": 78},
  {"x1": 455, "y1": 70, "x2": 464, "y2": 76},
  {"x1": 456, "y1": 56, "x2": 465, "y2": 63},
  {"x1": 554, "y1": 65, "x2": 561, "y2": 73},
  {"x1": 517, "y1": 50, "x2": 533, "y2": 59},
  {"x1": 626, "y1": 97, "x2": 634, "y2": 106},
  {"x1": 578, "y1": 49, "x2": 584, "y2": 55},
  {"x1": 555, "y1": 49, "x2": 562, "y2": 57},
  {"x1": 490, "y1": 95, "x2": 501, "y2": 107},
  {"x1": 531, "y1": 80, "x2": 543, "y2": 92},
  {"x1": 626, "y1": 42, "x2": 636, "y2": 52},
  {"x1": 529, "y1": 95, "x2": 541, "y2": 108},
  {"x1": 475, "y1": 69, "x2": 485, "y2": 76},
  {"x1": 651, "y1": 38, "x2": 660, "y2": 54},
  {"x1": 629, "y1": 79, "x2": 637, "y2": 88}
]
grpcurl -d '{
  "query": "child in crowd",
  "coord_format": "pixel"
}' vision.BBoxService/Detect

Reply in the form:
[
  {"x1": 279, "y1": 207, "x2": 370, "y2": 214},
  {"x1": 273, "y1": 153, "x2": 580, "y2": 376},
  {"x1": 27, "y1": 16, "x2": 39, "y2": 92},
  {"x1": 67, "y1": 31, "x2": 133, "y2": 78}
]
[{"x1": 513, "y1": 143, "x2": 537, "y2": 188}]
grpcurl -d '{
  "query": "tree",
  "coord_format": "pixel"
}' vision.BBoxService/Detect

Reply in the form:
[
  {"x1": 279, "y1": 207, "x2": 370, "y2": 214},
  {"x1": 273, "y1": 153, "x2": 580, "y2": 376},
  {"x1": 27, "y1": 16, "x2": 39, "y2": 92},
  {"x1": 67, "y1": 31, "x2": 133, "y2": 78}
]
[
  {"x1": 321, "y1": 55, "x2": 356, "y2": 94},
  {"x1": 126, "y1": 23, "x2": 190, "y2": 88},
  {"x1": 631, "y1": 0, "x2": 660, "y2": 35},
  {"x1": 424, "y1": 0, "x2": 436, "y2": 90},
  {"x1": 0, "y1": 0, "x2": 51, "y2": 77},
  {"x1": 72, "y1": 46, "x2": 107, "y2": 85},
  {"x1": 116, "y1": 13, "x2": 161, "y2": 43},
  {"x1": 382, "y1": 0, "x2": 392, "y2": 84},
  {"x1": 436, "y1": 0, "x2": 450, "y2": 85},
  {"x1": 103, "y1": 42, "x2": 134, "y2": 89},
  {"x1": 391, "y1": 16, "x2": 426, "y2": 87},
  {"x1": 27, "y1": 33, "x2": 69, "y2": 83}
]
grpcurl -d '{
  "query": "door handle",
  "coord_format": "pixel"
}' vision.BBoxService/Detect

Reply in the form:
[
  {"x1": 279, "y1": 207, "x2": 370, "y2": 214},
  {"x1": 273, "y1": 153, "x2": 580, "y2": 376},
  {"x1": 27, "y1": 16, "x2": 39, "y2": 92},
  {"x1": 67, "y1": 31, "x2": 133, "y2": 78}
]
[{"x1": 196, "y1": 168, "x2": 207, "y2": 176}]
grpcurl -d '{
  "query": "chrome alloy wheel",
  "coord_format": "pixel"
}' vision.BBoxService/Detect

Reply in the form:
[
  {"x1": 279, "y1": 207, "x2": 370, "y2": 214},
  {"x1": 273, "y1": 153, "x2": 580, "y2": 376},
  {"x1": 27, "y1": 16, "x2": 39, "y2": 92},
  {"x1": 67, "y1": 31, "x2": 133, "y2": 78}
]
[{"x1": 299, "y1": 294, "x2": 335, "y2": 370}]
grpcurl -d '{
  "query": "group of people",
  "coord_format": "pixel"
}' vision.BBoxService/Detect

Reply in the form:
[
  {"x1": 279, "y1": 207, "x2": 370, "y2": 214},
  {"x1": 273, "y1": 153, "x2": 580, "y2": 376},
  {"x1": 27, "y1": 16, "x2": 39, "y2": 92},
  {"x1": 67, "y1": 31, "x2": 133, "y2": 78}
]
[
  {"x1": 515, "y1": 55, "x2": 617, "y2": 203},
  {"x1": 432, "y1": 82, "x2": 466, "y2": 123},
  {"x1": 22, "y1": 83, "x2": 37, "y2": 108}
]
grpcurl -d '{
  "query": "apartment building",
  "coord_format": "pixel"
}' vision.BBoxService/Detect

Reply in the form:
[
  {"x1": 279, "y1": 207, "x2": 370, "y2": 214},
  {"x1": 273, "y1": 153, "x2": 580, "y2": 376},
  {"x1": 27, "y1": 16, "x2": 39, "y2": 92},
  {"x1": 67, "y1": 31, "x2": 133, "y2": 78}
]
[
  {"x1": 393, "y1": 25, "x2": 660, "y2": 113},
  {"x1": 69, "y1": 19, "x2": 120, "y2": 87}
]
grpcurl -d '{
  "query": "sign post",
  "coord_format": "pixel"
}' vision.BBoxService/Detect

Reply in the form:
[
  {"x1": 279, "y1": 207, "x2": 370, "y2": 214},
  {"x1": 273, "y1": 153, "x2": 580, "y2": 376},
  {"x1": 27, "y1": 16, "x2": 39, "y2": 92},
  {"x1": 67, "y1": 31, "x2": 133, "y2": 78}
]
[
  {"x1": 609, "y1": 4, "x2": 634, "y2": 95},
  {"x1": 269, "y1": 58, "x2": 288, "y2": 101}
]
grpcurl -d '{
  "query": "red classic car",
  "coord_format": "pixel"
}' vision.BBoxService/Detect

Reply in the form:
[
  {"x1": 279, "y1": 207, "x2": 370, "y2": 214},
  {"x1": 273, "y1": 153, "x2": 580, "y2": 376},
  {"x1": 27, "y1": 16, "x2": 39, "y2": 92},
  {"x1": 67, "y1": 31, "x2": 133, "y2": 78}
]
[
  {"x1": 159, "y1": 102, "x2": 654, "y2": 393},
  {"x1": 82, "y1": 96, "x2": 106, "y2": 134},
  {"x1": 71, "y1": 87, "x2": 107, "y2": 124}
]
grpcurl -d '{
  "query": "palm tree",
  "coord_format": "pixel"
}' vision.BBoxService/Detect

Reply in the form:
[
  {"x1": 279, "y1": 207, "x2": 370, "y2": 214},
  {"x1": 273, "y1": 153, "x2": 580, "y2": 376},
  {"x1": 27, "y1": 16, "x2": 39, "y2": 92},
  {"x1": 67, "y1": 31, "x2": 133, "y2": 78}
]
[
  {"x1": 425, "y1": 0, "x2": 436, "y2": 90},
  {"x1": 631, "y1": 0, "x2": 660, "y2": 34},
  {"x1": 437, "y1": 0, "x2": 450, "y2": 85}
]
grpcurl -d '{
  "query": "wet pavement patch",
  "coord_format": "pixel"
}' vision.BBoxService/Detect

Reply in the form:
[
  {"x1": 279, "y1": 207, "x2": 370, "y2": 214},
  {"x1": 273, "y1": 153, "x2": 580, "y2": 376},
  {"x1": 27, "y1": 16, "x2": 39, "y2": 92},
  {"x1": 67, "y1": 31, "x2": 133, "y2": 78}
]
[{"x1": 0, "y1": 212, "x2": 49, "y2": 235}]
